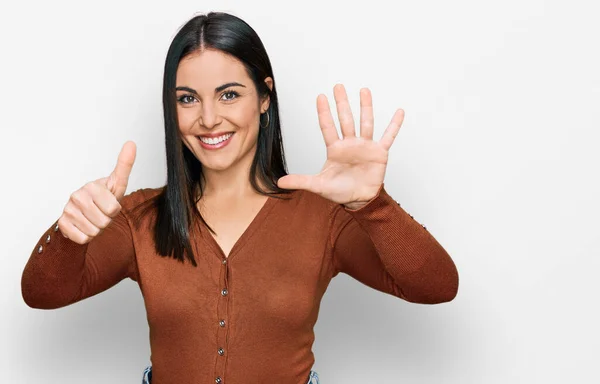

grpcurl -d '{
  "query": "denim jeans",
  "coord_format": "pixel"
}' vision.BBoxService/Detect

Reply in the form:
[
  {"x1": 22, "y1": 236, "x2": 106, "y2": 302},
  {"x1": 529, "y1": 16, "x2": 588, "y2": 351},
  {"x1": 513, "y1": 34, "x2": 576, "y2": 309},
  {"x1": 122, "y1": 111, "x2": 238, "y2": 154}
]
[{"x1": 141, "y1": 365, "x2": 320, "y2": 383}]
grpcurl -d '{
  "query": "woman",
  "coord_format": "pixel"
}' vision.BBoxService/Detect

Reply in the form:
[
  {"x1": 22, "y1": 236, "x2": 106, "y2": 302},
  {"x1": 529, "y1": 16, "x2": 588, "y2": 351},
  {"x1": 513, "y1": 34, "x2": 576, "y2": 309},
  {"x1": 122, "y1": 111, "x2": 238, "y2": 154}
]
[{"x1": 21, "y1": 11, "x2": 459, "y2": 384}]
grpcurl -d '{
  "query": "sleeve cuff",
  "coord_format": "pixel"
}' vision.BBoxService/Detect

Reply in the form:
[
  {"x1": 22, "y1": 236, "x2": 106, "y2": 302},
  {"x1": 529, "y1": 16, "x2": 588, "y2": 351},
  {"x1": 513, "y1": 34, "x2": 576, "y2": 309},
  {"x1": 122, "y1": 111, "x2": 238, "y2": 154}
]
[{"x1": 343, "y1": 183, "x2": 397, "y2": 214}]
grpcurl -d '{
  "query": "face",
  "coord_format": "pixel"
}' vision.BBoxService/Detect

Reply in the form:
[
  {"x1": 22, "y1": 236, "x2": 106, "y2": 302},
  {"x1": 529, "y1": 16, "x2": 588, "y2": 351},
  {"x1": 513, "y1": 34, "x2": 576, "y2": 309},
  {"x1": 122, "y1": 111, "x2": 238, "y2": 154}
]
[{"x1": 175, "y1": 48, "x2": 272, "y2": 173}]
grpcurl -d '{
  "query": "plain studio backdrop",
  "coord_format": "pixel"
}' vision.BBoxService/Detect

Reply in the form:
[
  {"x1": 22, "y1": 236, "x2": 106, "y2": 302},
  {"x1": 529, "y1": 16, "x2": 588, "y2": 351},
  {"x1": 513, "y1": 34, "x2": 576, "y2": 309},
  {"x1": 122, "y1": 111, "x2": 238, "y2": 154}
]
[{"x1": 1, "y1": 0, "x2": 599, "y2": 383}]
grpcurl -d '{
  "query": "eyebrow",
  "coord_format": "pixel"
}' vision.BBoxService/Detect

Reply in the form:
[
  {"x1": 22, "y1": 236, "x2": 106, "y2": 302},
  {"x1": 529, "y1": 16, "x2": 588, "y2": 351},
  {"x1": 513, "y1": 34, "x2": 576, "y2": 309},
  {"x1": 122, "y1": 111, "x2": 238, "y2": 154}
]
[{"x1": 175, "y1": 82, "x2": 246, "y2": 94}]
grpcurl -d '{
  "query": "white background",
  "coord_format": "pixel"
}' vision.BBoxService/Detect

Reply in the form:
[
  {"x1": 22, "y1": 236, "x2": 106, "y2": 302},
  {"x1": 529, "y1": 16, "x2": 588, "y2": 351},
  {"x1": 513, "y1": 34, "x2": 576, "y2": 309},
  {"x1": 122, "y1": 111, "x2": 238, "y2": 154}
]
[{"x1": 1, "y1": 0, "x2": 599, "y2": 383}]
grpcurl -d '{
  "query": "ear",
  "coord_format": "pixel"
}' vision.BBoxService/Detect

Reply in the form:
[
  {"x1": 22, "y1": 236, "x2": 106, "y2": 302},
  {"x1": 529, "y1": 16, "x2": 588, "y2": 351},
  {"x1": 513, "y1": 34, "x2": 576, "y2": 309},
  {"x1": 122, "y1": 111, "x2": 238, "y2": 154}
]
[{"x1": 260, "y1": 77, "x2": 273, "y2": 113}]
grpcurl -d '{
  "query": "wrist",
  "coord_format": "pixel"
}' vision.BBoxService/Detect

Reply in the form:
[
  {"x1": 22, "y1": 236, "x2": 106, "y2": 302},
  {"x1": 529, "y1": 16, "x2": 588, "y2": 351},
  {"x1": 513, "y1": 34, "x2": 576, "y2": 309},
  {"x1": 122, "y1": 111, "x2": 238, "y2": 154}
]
[{"x1": 343, "y1": 201, "x2": 368, "y2": 211}]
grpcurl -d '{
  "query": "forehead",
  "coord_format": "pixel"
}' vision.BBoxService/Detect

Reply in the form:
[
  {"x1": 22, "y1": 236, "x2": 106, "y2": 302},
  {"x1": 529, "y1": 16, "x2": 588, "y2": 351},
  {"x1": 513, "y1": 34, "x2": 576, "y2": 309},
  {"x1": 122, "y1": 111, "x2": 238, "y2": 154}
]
[{"x1": 176, "y1": 49, "x2": 250, "y2": 90}]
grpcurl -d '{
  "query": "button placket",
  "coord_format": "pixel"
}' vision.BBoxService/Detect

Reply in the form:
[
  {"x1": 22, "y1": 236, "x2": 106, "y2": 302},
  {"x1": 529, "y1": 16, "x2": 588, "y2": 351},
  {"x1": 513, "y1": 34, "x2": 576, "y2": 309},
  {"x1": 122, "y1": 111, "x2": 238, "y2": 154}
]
[{"x1": 214, "y1": 257, "x2": 230, "y2": 382}]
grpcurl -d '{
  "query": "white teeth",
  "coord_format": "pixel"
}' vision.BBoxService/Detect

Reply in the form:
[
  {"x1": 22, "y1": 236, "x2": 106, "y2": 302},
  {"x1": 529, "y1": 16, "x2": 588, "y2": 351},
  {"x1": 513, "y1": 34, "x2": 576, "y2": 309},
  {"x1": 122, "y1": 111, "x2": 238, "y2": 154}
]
[{"x1": 199, "y1": 133, "x2": 233, "y2": 145}]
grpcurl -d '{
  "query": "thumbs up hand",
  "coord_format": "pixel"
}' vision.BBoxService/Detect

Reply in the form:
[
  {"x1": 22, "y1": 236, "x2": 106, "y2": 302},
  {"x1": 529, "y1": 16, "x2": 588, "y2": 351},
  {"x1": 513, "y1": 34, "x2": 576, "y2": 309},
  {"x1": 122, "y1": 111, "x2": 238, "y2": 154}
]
[{"x1": 57, "y1": 141, "x2": 137, "y2": 244}]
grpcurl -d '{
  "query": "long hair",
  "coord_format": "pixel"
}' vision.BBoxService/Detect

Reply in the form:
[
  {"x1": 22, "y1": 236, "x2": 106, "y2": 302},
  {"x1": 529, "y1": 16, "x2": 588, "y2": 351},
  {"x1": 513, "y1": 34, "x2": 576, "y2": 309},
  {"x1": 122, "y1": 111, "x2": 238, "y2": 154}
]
[{"x1": 130, "y1": 12, "x2": 292, "y2": 267}]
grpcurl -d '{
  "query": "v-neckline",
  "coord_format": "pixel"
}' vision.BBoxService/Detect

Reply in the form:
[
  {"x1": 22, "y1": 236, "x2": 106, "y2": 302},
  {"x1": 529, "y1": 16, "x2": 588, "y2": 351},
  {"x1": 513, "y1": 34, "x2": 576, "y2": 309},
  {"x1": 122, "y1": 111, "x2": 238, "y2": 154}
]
[{"x1": 198, "y1": 194, "x2": 278, "y2": 262}]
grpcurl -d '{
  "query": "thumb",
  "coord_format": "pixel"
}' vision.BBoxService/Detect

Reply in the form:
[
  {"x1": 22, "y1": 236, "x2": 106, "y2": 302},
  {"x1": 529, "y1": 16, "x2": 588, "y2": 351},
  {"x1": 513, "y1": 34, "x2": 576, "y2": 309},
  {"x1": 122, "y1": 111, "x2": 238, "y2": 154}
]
[
  {"x1": 106, "y1": 141, "x2": 137, "y2": 201},
  {"x1": 277, "y1": 174, "x2": 315, "y2": 191}
]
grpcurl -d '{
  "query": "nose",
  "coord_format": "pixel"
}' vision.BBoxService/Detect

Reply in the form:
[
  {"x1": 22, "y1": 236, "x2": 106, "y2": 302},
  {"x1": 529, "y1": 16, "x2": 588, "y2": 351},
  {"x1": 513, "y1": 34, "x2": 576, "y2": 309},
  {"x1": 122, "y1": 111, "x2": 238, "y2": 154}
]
[{"x1": 198, "y1": 102, "x2": 221, "y2": 129}]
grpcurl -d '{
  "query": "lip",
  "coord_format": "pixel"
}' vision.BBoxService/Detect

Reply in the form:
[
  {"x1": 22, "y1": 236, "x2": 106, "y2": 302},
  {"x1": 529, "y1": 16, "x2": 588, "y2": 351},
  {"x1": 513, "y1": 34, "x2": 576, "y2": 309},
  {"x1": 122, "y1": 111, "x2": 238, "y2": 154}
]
[{"x1": 197, "y1": 132, "x2": 234, "y2": 150}]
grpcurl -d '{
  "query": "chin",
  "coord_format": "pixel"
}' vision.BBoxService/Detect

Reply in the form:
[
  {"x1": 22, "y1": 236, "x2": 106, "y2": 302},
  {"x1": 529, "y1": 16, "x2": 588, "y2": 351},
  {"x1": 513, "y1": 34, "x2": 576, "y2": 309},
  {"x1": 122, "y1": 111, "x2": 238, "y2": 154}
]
[
  {"x1": 194, "y1": 156, "x2": 229, "y2": 171},
  {"x1": 203, "y1": 162, "x2": 233, "y2": 172}
]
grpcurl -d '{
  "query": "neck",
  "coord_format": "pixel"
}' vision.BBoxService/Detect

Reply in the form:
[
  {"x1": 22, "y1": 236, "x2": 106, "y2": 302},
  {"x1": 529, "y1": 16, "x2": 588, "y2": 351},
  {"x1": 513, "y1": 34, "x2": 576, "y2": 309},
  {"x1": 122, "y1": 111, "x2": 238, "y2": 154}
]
[{"x1": 199, "y1": 154, "x2": 263, "y2": 200}]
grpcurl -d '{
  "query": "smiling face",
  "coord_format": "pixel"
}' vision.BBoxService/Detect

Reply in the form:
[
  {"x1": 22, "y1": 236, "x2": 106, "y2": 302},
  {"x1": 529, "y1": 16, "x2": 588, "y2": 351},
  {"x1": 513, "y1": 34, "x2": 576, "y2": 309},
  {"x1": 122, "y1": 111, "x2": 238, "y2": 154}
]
[{"x1": 176, "y1": 48, "x2": 272, "y2": 174}]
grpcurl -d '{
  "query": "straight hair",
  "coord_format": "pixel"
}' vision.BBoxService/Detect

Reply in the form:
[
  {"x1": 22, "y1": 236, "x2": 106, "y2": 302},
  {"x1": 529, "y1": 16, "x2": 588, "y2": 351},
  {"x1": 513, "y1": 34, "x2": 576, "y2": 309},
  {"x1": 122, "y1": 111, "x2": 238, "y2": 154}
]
[{"x1": 130, "y1": 12, "x2": 292, "y2": 267}]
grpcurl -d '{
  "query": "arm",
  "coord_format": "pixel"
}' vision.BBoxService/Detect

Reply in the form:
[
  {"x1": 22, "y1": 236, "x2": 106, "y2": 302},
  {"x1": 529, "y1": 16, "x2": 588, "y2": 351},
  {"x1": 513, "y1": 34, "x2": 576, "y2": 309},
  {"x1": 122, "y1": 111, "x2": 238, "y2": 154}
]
[
  {"x1": 330, "y1": 184, "x2": 459, "y2": 304},
  {"x1": 21, "y1": 204, "x2": 138, "y2": 310}
]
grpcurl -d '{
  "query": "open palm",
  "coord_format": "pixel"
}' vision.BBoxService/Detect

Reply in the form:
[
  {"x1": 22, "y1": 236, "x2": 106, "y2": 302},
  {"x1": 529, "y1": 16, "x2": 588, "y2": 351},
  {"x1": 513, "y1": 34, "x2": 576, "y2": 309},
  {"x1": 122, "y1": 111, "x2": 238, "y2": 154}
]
[{"x1": 277, "y1": 84, "x2": 405, "y2": 208}]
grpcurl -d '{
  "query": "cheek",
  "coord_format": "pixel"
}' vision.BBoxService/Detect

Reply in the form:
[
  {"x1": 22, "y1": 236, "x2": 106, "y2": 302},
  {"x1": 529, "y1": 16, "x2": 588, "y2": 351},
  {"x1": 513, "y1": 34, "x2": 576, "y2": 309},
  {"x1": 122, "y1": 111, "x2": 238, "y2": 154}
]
[
  {"x1": 177, "y1": 108, "x2": 198, "y2": 133},
  {"x1": 226, "y1": 105, "x2": 260, "y2": 131}
]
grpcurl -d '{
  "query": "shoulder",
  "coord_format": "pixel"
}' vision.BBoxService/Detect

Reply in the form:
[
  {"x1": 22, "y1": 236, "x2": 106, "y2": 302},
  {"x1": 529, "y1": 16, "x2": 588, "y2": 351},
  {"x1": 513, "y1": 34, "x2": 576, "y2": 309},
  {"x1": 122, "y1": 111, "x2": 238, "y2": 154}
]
[
  {"x1": 280, "y1": 188, "x2": 343, "y2": 219},
  {"x1": 119, "y1": 186, "x2": 165, "y2": 214},
  {"x1": 278, "y1": 189, "x2": 353, "y2": 245}
]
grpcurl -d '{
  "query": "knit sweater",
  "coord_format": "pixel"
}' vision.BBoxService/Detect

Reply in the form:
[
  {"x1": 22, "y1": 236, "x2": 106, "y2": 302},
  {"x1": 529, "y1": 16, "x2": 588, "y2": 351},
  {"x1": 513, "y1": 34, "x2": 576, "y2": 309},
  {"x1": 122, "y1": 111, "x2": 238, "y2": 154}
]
[{"x1": 21, "y1": 183, "x2": 459, "y2": 384}]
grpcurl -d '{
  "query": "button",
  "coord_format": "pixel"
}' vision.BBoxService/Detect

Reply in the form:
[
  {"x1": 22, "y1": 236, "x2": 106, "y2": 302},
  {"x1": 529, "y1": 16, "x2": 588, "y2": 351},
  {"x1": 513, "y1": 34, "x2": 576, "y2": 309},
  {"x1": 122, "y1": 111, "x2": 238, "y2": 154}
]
[
  {"x1": 37, "y1": 245, "x2": 43, "y2": 253},
  {"x1": 221, "y1": 288, "x2": 228, "y2": 296},
  {"x1": 218, "y1": 348, "x2": 224, "y2": 356},
  {"x1": 422, "y1": 224, "x2": 427, "y2": 230},
  {"x1": 222, "y1": 259, "x2": 227, "y2": 265},
  {"x1": 45, "y1": 234, "x2": 51, "y2": 243},
  {"x1": 54, "y1": 223, "x2": 59, "y2": 232},
  {"x1": 215, "y1": 377, "x2": 222, "y2": 383},
  {"x1": 219, "y1": 320, "x2": 226, "y2": 327}
]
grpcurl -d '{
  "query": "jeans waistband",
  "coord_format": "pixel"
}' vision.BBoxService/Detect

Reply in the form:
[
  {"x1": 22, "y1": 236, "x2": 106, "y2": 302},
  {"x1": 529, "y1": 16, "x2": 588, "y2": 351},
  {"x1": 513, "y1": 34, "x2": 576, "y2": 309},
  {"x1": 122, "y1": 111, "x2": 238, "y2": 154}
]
[{"x1": 141, "y1": 365, "x2": 320, "y2": 383}]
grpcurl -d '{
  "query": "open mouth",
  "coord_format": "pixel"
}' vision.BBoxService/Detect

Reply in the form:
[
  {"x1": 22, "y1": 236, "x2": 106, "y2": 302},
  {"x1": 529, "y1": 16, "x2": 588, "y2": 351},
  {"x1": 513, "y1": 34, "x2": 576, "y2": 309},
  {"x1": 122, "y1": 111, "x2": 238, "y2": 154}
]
[{"x1": 196, "y1": 132, "x2": 234, "y2": 149}]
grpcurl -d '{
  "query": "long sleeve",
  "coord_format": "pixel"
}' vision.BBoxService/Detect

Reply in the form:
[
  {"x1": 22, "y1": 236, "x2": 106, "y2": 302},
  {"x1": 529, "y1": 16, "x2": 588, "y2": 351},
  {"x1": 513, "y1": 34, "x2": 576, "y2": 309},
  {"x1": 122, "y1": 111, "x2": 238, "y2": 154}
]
[
  {"x1": 330, "y1": 183, "x2": 459, "y2": 304},
  {"x1": 21, "y1": 204, "x2": 138, "y2": 310}
]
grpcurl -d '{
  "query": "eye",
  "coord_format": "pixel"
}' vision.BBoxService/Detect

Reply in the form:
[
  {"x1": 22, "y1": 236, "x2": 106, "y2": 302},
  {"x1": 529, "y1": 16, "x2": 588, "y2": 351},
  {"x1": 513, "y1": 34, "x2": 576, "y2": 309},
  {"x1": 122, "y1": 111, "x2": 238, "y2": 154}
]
[
  {"x1": 221, "y1": 90, "x2": 239, "y2": 102},
  {"x1": 177, "y1": 95, "x2": 197, "y2": 105}
]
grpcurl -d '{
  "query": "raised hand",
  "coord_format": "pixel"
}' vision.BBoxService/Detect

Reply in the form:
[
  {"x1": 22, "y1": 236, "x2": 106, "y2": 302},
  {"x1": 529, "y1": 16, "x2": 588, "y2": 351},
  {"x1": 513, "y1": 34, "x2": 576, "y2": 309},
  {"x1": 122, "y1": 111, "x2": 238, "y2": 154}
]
[
  {"x1": 57, "y1": 141, "x2": 137, "y2": 244},
  {"x1": 277, "y1": 84, "x2": 404, "y2": 209}
]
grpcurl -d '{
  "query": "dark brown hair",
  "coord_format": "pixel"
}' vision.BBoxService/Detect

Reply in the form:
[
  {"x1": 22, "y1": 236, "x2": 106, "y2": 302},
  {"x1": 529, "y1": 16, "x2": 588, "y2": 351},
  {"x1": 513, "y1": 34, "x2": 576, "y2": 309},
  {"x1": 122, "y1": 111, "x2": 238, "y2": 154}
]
[{"x1": 130, "y1": 12, "x2": 292, "y2": 267}]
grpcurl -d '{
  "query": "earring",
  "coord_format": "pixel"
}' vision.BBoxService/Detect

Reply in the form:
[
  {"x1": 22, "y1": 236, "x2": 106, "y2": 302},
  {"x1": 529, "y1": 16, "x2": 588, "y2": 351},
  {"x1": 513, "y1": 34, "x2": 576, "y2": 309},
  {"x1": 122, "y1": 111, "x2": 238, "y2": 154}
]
[{"x1": 260, "y1": 110, "x2": 270, "y2": 128}]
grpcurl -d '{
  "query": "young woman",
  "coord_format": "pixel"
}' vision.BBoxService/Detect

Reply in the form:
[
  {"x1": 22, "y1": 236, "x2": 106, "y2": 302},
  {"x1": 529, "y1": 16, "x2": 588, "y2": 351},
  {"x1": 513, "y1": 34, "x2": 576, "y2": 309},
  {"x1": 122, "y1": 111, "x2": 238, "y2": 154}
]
[{"x1": 21, "y1": 11, "x2": 459, "y2": 384}]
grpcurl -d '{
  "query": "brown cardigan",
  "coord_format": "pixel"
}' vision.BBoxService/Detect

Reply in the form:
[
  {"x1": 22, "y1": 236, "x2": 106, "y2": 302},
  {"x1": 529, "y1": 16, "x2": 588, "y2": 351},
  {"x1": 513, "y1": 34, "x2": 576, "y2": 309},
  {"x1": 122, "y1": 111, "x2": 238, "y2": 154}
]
[{"x1": 21, "y1": 183, "x2": 459, "y2": 384}]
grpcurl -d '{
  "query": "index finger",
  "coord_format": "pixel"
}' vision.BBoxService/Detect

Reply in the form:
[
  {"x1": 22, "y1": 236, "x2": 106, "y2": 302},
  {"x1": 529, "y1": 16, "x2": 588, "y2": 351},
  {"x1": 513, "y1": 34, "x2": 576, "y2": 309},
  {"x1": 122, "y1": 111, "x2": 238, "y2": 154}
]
[{"x1": 317, "y1": 94, "x2": 340, "y2": 147}]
